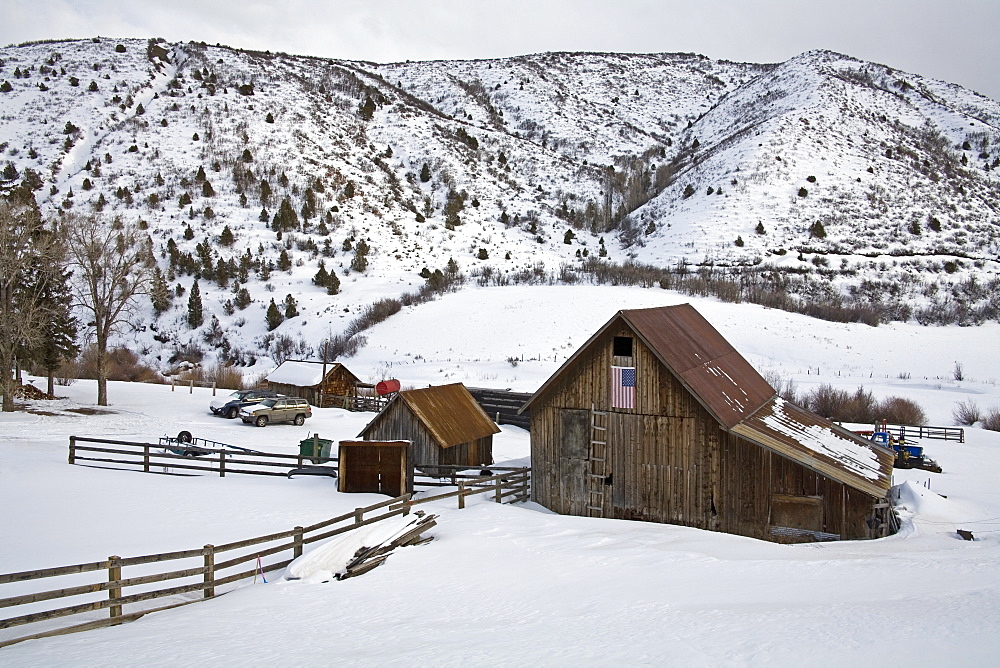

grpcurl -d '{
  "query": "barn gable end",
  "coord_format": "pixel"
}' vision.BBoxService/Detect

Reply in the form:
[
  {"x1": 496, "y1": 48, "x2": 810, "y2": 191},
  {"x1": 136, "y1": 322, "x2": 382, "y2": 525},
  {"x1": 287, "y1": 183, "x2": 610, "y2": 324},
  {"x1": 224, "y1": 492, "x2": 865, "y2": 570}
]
[
  {"x1": 524, "y1": 304, "x2": 896, "y2": 543},
  {"x1": 266, "y1": 360, "x2": 362, "y2": 408},
  {"x1": 358, "y1": 383, "x2": 499, "y2": 470}
]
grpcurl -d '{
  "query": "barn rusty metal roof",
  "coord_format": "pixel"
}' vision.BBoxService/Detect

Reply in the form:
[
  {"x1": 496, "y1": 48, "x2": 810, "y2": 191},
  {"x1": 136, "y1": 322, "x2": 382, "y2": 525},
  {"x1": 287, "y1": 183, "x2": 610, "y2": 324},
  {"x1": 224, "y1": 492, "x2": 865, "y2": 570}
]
[
  {"x1": 733, "y1": 398, "x2": 895, "y2": 497},
  {"x1": 397, "y1": 383, "x2": 500, "y2": 449},
  {"x1": 622, "y1": 305, "x2": 776, "y2": 429}
]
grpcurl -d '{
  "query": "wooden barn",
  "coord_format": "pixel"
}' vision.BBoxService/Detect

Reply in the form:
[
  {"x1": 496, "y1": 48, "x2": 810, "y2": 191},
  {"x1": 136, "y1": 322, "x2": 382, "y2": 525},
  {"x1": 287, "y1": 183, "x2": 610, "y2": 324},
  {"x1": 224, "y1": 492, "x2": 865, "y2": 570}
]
[
  {"x1": 521, "y1": 304, "x2": 896, "y2": 543},
  {"x1": 358, "y1": 383, "x2": 500, "y2": 472},
  {"x1": 266, "y1": 360, "x2": 362, "y2": 408}
]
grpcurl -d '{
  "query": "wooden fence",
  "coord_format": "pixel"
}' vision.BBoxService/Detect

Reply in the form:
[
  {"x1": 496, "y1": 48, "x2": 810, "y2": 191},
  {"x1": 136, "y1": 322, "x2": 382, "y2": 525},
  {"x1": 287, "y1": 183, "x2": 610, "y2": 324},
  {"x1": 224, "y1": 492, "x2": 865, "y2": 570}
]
[
  {"x1": 1, "y1": 444, "x2": 532, "y2": 648},
  {"x1": 0, "y1": 494, "x2": 410, "y2": 648},
  {"x1": 882, "y1": 424, "x2": 965, "y2": 443},
  {"x1": 68, "y1": 436, "x2": 337, "y2": 477},
  {"x1": 467, "y1": 387, "x2": 532, "y2": 430},
  {"x1": 169, "y1": 378, "x2": 221, "y2": 395},
  {"x1": 413, "y1": 465, "x2": 531, "y2": 506}
]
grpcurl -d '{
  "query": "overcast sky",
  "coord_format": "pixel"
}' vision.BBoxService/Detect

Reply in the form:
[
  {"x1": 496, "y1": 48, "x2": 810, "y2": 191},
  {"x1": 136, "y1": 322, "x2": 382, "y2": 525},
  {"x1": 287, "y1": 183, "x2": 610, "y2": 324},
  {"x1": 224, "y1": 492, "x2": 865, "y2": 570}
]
[{"x1": 4, "y1": 0, "x2": 999, "y2": 101}]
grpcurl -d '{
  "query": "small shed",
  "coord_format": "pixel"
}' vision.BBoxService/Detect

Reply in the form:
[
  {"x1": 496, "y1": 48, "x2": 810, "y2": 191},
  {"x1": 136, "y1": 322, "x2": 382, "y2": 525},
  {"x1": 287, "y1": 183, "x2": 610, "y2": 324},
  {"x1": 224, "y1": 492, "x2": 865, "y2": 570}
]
[
  {"x1": 358, "y1": 383, "x2": 500, "y2": 472},
  {"x1": 266, "y1": 360, "x2": 362, "y2": 408},
  {"x1": 338, "y1": 440, "x2": 412, "y2": 497},
  {"x1": 522, "y1": 304, "x2": 896, "y2": 543}
]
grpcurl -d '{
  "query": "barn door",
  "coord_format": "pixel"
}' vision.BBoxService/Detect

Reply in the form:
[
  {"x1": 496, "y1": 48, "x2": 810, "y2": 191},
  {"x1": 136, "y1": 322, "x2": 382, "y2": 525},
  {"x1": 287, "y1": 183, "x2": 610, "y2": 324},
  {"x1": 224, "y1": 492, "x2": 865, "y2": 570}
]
[
  {"x1": 341, "y1": 444, "x2": 406, "y2": 497},
  {"x1": 377, "y1": 448, "x2": 403, "y2": 496}
]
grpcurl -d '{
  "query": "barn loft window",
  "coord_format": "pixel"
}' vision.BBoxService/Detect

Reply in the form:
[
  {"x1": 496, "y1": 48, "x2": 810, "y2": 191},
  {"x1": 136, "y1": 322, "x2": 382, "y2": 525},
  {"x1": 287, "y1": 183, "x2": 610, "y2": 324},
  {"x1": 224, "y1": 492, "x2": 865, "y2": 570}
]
[{"x1": 613, "y1": 336, "x2": 633, "y2": 358}]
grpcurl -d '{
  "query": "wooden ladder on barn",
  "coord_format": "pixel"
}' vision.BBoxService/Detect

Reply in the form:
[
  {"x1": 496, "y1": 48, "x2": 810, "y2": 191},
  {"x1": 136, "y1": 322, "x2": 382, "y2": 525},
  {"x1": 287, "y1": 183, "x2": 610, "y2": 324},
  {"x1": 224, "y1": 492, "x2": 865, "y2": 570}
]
[{"x1": 586, "y1": 405, "x2": 609, "y2": 517}]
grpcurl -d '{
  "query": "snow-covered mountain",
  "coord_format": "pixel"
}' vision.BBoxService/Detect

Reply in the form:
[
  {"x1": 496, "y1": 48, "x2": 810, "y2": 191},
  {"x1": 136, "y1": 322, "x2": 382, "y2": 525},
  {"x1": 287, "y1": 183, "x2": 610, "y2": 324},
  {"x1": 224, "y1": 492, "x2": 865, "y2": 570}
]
[{"x1": 1, "y1": 38, "x2": 998, "y2": 373}]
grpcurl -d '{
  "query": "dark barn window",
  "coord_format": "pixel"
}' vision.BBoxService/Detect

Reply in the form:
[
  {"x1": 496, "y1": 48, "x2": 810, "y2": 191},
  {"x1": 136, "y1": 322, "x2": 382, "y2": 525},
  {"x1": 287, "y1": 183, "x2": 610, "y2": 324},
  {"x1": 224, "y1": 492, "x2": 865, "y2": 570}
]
[{"x1": 613, "y1": 336, "x2": 633, "y2": 358}]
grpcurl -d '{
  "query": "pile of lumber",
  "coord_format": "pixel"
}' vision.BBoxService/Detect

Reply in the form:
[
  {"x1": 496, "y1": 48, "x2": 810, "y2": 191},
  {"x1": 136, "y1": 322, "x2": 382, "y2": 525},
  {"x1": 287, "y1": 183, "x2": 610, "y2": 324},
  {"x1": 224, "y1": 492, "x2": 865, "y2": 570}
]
[{"x1": 339, "y1": 512, "x2": 438, "y2": 580}]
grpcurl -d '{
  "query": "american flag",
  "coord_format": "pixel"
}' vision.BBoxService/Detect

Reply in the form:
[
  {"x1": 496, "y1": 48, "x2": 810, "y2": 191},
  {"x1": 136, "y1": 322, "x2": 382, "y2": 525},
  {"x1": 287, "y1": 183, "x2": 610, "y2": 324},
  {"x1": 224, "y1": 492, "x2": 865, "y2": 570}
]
[{"x1": 611, "y1": 366, "x2": 636, "y2": 409}]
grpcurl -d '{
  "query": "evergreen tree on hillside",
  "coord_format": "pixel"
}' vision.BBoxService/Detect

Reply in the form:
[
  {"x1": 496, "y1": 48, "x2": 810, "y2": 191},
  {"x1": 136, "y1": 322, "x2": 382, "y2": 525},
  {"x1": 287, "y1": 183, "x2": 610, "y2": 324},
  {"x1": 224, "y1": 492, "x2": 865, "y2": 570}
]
[
  {"x1": 325, "y1": 270, "x2": 340, "y2": 295},
  {"x1": 283, "y1": 294, "x2": 298, "y2": 319},
  {"x1": 149, "y1": 265, "x2": 172, "y2": 315},
  {"x1": 187, "y1": 279, "x2": 203, "y2": 328},
  {"x1": 273, "y1": 197, "x2": 298, "y2": 231},
  {"x1": 278, "y1": 249, "x2": 291, "y2": 272},
  {"x1": 235, "y1": 286, "x2": 251, "y2": 310},
  {"x1": 358, "y1": 95, "x2": 376, "y2": 121},
  {"x1": 350, "y1": 239, "x2": 370, "y2": 273},
  {"x1": 265, "y1": 298, "x2": 283, "y2": 331},
  {"x1": 419, "y1": 163, "x2": 431, "y2": 183}
]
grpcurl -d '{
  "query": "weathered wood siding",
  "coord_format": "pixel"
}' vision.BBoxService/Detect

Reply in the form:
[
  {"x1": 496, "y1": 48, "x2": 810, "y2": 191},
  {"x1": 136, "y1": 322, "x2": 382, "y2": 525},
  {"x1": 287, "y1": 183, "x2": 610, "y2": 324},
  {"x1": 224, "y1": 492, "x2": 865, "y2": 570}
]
[
  {"x1": 714, "y1": 430, "x2": 880, "y2": 541},
  {"x1": 362, "y1": 400, "x2": 492, "y2": 470},
  {"x1": 268, "y1": 366, "x2": 358, "y2": 408},
  {"x1": 530, "y1": 319, "x2": 883, "y2": 543}
]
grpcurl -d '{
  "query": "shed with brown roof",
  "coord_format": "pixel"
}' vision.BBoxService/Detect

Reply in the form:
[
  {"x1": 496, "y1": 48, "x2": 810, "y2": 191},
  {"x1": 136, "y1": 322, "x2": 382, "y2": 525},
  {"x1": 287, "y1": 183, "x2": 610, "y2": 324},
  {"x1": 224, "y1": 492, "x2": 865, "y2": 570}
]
[
  {"x1": 358, "y1": 383, "x2": 500, "y2": 472},
  {"x1": 521, "y1": 304, "x2": 896, "y2": 543}
]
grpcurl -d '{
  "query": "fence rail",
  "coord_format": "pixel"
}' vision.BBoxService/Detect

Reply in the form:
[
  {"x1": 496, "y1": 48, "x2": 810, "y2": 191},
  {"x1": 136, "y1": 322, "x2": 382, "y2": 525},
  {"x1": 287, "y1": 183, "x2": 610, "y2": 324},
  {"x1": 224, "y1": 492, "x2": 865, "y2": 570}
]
[
  {"x1": 169, "y1": 378, "x2": 222, "y2": 395},
  {"x1": 3, "y1": 443, "x2": 532, "y2": 648},
  {"x1": 413, "y1": 466, "x2": 531, "y2": 507},
  {"x1": 883, "y1": 423, "x2": 965, "y2": 443},
  {"x1": 467, "y1": 387, "x2": 532, "y2": 430},
  {"x1": 856, "y1": 424, "x2": 966, "y2": 443},
  {"x1": 68, "y1": 436, "x2": 337, "y2": 477},
  {"x1": 0, "y1": 494, "x2": 408, "y2": 648}
]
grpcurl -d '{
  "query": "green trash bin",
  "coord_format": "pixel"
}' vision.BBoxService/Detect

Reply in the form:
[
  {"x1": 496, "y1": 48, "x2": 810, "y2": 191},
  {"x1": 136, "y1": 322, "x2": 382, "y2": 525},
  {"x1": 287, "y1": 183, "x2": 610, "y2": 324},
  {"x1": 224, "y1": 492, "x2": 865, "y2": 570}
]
[{"x1": 299, "y1": 434, "x2": 333, "y2": 464}]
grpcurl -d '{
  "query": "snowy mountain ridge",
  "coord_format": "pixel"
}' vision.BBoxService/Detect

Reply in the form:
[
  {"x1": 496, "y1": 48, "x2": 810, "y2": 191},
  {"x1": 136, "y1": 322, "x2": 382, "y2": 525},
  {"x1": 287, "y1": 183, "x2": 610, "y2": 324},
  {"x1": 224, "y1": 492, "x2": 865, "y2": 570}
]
[{"x1": 1, "y1": 37, "x2": 998, "y2": 373}]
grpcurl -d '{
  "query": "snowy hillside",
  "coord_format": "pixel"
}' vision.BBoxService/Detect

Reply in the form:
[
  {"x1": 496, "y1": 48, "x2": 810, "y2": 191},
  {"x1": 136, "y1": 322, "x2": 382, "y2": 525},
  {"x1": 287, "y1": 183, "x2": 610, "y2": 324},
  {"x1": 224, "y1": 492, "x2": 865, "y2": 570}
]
[
  {"x1": 2, "y1": 289, "x2": 999, "y2": 663},
  {"x1": 1, "y1": 38, "x2": 999, "y2": 374}
]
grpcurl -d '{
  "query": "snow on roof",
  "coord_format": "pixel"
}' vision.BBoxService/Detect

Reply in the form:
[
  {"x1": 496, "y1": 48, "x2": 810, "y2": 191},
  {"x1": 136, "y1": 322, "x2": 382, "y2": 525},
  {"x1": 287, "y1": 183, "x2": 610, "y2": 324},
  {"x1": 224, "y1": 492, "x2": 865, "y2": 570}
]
[
  {"x1": 266, "y1": 361, "x2": 328, "y2": 387},
  {"x1": 732, "y1": 398, "x2": 894, "y2": 497}
]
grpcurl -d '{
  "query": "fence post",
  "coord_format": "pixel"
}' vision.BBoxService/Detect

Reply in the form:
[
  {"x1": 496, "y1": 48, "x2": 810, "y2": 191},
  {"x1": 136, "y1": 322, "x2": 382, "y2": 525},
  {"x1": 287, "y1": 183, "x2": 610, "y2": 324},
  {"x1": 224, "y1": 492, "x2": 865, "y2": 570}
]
[
  {"x1": 293, "y1": 527, "x2": 304, "y2": 558},
  {"x1": 354, "y1": 509, "x2": 364, "y2": 525},
  {"x1": 143, "y1": 444, "x2": 150, "y2": 473},
  {"x1": 69, "y1": 436, "x2": 76, "y2": 465},
  {"x1": 212, "y1": 382, "x2": 217, "y2": 396},
  {"x1": 203, "y1": 545, "x2": 215, "y2": 599},
  {"x1": 219, "y1": 451, "x2": 226, "y2": 478},
  {"x1": 171, "y1": 377, "x2": 175, "y2": 392},
  {"x1": 495, "y1": 476, "x2": 502, "y2": 503},
  {"x1": 108, "y1": 556, "x2": 122, "y2": 620},
  {"x1": 189, "y1": 379, "x2": 194, "y2": 394},
  {"x1": 458, "y1": 482, "x2": 466, "y2": 509}
]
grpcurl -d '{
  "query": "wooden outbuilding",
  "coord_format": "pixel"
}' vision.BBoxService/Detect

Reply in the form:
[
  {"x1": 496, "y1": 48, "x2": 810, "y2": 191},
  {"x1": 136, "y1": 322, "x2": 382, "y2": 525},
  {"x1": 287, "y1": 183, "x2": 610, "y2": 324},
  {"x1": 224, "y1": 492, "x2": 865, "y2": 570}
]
[
  {"x1": 338, "y1": 440, "x2": 412, "y2": 497},
  {"x1": 521, "y1": 304, "x2": 896, "y2": 543},
  {"x1": 266, "y1": 360, "x2": 362, "y2": 408},
  {"x1": 358, "y1": 383, "x2": 500, "y2": 472}
]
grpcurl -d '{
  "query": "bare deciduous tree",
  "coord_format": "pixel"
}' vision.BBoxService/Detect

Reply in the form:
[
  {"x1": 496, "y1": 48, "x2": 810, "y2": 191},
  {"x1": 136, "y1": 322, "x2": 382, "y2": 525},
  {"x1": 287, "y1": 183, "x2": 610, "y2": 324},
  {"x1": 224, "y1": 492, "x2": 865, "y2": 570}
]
[
  {"x1": 0, "y1": 188, "x2": 61, "y2": 412},
  {"x1": 66, "y1": 214, "x2": 152, "y2": 405}
]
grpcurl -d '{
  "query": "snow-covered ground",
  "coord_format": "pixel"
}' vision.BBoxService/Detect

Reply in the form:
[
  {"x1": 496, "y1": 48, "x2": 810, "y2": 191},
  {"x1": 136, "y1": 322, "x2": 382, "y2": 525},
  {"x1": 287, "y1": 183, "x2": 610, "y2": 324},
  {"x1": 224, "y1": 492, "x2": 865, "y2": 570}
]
[{"x1": 2, "y1": 287, "x2": 1000, "y2": 665}]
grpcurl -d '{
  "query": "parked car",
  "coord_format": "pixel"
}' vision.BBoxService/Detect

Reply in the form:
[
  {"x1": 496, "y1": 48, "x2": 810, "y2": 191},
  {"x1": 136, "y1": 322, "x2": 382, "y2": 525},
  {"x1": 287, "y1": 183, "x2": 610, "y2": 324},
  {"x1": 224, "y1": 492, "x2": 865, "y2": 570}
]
[
  {"x1": 240, "y1": 397, "x2": 312, "y2": 427},
  {"x1": 210, "y1": 389, "x2": 282, "y2": 419}
]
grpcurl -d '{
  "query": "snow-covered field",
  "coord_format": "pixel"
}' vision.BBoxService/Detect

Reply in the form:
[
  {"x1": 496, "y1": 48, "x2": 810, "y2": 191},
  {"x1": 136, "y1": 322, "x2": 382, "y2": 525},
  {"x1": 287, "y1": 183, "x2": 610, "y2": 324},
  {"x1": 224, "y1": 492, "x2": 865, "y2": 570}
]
[{"x1": 2, "y1": 287, "x2": 1000, "y2": 665}]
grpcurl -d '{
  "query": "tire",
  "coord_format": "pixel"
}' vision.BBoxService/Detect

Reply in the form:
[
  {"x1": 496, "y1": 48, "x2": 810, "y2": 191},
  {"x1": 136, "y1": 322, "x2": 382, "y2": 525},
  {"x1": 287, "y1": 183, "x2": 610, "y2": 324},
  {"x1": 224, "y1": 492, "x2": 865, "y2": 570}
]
[
  {"x1": 254, "y1": 415, "x2": 268, "y2": 428},
  {"x1": 293, "y1": 414, "x2": 305, "y2": 426},
  {"x1": 226, "y1": 407, "x2": 238, "y2": 419},
  {"x1": 177, "y1": 430, "x2": 193, "y2": 444}
]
